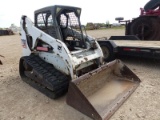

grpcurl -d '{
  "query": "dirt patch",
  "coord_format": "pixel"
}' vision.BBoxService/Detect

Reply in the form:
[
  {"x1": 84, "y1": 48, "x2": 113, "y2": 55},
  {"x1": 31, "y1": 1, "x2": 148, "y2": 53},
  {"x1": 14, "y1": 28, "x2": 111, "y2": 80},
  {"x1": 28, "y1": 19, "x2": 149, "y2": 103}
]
[
  {"x1": 87, "y1": 29, "x2": 125, "y2": 38},
  {"x1": 0, "y1": 29, "x2": 160, "y2": 120}
]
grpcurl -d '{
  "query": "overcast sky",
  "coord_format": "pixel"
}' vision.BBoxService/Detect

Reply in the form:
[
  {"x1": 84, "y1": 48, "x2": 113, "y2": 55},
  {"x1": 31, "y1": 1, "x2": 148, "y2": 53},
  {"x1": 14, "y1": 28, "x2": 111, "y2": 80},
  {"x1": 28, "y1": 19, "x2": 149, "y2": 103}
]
[{"x1": 0, "y1": 0, "x2": 148, "y2": 28}]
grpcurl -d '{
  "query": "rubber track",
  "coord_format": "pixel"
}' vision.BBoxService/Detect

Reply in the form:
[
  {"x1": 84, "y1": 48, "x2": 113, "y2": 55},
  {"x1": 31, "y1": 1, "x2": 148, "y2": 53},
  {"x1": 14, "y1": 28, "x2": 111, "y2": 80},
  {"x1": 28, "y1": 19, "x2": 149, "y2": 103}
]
[{"x1": 20, "y1": 55, "x2": 70, "y2": 99}]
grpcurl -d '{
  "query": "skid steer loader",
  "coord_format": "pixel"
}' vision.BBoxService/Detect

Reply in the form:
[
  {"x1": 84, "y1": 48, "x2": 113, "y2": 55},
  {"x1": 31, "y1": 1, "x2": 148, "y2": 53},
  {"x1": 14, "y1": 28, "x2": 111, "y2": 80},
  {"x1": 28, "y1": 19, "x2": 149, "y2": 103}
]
[{"x1": 19, "y1": 5, "x2": 140, "y2": 120}]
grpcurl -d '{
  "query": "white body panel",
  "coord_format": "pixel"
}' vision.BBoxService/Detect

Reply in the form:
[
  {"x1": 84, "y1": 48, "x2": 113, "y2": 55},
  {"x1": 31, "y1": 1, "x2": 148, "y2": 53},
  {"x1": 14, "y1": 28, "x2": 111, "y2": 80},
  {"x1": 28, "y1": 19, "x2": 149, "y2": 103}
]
[{"x1": 20, "y1": 16, "x2": 103, "y2": 79}]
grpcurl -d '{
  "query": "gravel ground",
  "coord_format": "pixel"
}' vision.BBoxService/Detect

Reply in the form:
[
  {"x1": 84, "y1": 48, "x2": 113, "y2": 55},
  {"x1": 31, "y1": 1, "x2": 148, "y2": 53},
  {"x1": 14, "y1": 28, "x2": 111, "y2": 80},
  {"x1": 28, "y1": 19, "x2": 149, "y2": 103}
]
[{"x1": 0, "y1": 29, "x2": 160, "y2": 120}]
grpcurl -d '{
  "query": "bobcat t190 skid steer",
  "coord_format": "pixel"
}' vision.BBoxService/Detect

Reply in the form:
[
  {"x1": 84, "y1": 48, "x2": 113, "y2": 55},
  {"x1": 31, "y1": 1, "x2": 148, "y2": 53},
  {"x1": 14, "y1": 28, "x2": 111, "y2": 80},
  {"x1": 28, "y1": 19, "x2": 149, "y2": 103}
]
[{"x1": 19, "y1": 5, "x2": 140, "y2": 120}]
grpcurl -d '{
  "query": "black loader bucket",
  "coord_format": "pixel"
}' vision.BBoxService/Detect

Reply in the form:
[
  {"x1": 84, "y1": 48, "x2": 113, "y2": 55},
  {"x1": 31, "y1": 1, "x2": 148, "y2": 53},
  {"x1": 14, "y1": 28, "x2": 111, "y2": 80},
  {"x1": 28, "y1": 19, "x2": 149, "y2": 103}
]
[{"x1": 66, "y1": 59, "x2": 140, "y2": 120}]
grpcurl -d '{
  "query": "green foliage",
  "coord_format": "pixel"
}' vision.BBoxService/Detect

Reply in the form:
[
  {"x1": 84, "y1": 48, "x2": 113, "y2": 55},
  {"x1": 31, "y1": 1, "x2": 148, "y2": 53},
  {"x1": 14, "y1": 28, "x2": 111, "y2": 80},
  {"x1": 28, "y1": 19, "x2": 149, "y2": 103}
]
[{"x1": 86, "y1": 22, "x2": 98, "y2": 30}]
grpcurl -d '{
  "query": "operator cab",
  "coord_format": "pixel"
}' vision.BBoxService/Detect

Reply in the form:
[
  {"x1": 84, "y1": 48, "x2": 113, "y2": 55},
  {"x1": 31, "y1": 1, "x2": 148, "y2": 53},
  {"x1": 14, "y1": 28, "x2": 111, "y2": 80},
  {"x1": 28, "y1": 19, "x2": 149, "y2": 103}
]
[{"x1": 34, "y1": 5, "x2": 86, "y2": 51}]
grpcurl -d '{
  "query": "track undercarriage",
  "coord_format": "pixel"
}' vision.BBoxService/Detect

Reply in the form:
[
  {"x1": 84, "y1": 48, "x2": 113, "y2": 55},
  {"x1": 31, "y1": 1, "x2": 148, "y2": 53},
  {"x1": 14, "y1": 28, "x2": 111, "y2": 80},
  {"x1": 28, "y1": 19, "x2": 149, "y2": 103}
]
[{"x1": 19, "y1": 55, "x2": 70, "y2": 99}]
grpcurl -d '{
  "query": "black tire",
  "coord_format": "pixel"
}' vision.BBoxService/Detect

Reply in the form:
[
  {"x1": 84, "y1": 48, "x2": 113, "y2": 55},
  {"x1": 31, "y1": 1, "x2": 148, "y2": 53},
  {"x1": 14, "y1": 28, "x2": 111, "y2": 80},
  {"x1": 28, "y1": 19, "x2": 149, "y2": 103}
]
[
  {"x1": 125, "y1": 22, "x2": 131, "y2": 35},
  {"x1": 129, "y1": 17, "x2": 160, "y2": 40},
  {"x1": 144, "y1": 0, "x2": 160, "y2": 11},
  {"x1": 151, "y1": 18, "x2": 160, "y2": 40},
  {"x1": 100, "y1": 43, "x2": 115, "y2": 62}
]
